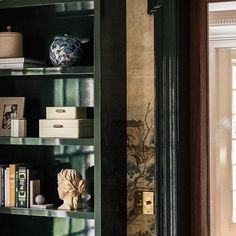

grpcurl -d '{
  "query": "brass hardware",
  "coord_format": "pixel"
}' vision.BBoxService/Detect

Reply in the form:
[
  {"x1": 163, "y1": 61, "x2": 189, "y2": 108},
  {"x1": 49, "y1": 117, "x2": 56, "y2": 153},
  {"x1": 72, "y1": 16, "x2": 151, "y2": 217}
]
[
  {"x1": 56, "y1": 109, "x2": 66, "y2": 113},
  {"x1": 143, "y1": 191, "x2": 154, "y2": 214},
  {"x1": 134, "y1": 191, "x2": 154, "y2": 215},
  {"x1": 53, "y1": 124, "x2": 63, "y2": 128}
]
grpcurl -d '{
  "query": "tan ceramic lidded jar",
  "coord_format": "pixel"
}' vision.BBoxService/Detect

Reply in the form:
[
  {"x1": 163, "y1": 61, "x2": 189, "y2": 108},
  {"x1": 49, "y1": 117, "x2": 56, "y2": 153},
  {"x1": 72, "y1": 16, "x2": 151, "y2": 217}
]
[{"x1": 0, "y1": 26, "x2": 23, "y2": 58}]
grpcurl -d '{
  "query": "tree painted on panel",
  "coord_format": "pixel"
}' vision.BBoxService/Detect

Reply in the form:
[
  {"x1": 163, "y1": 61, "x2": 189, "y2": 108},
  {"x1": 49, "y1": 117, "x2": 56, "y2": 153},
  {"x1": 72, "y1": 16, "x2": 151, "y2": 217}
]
[{"x1": 127, "y1": 101, "x2": 155, "y2": 221}]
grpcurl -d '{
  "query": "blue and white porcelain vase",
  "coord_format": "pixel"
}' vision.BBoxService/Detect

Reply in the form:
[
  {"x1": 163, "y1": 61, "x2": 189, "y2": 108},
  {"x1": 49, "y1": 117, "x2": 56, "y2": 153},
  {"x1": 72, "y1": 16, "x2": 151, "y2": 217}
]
[{"x1": 49, "y1": 34, "x2": 83, "y2": 67}]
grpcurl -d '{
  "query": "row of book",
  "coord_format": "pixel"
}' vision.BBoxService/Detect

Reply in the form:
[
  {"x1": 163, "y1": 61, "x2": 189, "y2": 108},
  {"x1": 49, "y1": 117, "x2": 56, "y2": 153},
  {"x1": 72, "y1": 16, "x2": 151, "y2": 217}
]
[{"x1": 0, "y1": 163, "x2": 41, "y2": 208}]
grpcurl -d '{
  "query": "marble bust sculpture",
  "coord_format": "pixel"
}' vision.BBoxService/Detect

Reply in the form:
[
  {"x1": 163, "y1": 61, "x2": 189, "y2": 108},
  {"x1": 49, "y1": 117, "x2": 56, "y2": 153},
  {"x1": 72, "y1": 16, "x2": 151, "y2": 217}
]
[{"x1": 57, "y1": 169, "x2": 86, "y2": 210}]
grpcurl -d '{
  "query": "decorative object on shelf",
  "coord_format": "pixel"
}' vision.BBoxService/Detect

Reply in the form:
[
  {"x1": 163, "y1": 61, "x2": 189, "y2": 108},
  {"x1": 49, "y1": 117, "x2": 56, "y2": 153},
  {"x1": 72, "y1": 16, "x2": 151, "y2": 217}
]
[
  {"x1": 0, "y1": 26, "x2": 23, "y2": 58},
  {"x1": 11, "y1": 118, "x2": 26, "y2": 137},
  {"x1": 46, "y1": 107, "x2": 94, "y2": 119},
  {"x1": 29, "y1": 179, "x2": 40, "y2": 207},
  {"x1": 0, "y1": 57, "x2": 46, "y2": 70},
  {"x1": 30, "y1": 203, "x2": 54, "y2": 209},
  {"x1": 57, "y1": 169, "x2": 86, "y2": 210},
  {"x1": 39, "y1": 119, "x2": 94, "y2": 138},
  {"x1": 35, "y1": 194, "x2": 45, "y2": 205},
  {"x1": 31, "y1": 193, "x2": 53, "y2": 209},
  {"x1": 0, "y1": 97, "x2": 25, "y2": 136},
  {"x1": 39, "y1": 107, "x2": 94, "y2": 138},
  {"x1": 49, "y1": 34, "x2": 83, "y2": 67}
]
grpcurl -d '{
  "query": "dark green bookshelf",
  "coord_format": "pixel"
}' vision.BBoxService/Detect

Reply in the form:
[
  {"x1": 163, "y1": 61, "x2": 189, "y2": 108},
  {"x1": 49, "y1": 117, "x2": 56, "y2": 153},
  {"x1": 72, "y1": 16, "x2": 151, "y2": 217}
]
[
  {"x1": 0, "y1": 0, "x2": 127, "y2": 235},
  {"x1": 0, "y1": 0, "x2": 96, "y2": 233},
  {"x1": 0, "y1": 0, "x2": 94, "y2": 11}
]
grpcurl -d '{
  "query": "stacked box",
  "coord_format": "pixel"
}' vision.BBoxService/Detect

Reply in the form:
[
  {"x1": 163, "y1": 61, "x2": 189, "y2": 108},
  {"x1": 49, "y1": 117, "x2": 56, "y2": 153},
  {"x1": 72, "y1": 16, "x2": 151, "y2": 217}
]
[{"x1": 39, "y1": 107, "x2": 94, "y2": 138}]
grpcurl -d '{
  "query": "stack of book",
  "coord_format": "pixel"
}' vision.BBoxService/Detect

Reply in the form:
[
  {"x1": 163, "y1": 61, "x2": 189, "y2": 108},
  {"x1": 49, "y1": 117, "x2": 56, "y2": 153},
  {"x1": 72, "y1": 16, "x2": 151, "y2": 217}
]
[
  {"x1": 0, "y1": 58, "x2": 46, "y2": 70},
  {"x1": 0, "y1": 163, "x2": 42, "y2": 208}
]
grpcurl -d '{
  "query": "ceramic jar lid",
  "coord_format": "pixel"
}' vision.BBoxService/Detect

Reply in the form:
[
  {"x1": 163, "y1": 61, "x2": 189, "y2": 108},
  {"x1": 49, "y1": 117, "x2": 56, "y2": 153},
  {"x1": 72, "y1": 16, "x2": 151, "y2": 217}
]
[{"x1": 0, "y1": 26, "x2": 22, "y2": 37}]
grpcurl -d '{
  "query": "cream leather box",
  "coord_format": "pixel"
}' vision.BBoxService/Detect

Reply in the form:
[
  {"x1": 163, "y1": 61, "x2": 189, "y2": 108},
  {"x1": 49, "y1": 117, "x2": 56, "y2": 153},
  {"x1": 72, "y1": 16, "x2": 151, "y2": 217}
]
[
  {"x1": 39, "y1": 119, "x2": 93, "y2": 138},
  {"x1": 46, "y1": 107, "x2": 93, "y2": 119}
]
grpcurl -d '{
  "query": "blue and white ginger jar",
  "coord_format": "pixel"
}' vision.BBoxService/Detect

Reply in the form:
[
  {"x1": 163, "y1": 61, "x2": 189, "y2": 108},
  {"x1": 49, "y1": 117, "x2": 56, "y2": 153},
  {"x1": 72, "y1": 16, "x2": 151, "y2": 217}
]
[{"x1": 49, "y1": 34, "x2": 83, "y2": 67}]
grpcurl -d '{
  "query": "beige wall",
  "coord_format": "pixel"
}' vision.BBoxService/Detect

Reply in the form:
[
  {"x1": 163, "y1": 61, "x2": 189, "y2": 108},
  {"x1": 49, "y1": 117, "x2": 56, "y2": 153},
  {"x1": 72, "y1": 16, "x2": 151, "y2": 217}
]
[{"x1": 127, "y1": 0, "x2": 154, "y2": 121}]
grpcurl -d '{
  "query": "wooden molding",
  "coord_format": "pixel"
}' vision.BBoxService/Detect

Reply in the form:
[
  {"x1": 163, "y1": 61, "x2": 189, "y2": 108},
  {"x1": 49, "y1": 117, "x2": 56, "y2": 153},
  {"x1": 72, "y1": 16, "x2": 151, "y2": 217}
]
[
  {"x1": 209, "y1": 10, "x2": 236, "y2": 26},
  {"x1": 189, "y1": 1, "x2": 235, "y2": 236},
  {"x1": 189, "y1": 0, "x2": 210, "y2": 235}
]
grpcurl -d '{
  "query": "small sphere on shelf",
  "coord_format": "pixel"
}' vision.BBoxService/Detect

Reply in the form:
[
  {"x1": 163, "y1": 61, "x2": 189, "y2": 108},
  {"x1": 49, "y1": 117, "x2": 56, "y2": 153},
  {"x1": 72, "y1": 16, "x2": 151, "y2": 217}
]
[{"x1": 35, "y1": 194, "x2": 45, "y2": 205}]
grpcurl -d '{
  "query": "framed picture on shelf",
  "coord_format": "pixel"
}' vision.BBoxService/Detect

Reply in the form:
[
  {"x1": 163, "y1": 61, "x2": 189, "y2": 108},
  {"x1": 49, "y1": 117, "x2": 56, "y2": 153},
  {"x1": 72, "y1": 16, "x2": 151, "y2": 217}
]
[{"x1": 0, "y1": 97, "x2": 25, "y2": 136}]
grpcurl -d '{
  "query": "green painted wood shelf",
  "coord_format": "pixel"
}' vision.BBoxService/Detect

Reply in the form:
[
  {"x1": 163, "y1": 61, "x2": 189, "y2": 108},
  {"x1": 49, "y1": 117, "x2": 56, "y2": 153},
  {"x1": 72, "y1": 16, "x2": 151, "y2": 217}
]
[
  {"x1": 0, "y1": 66, "x2": 94, "y2": 78},
  {"x1": 0, "y1": 137, "x2": 94, "y2": 146},
  {"x1": 0, "y1": 207, "x2": 94, "y2": 219},
  {"x1": 0, "y1": 0, "x2": 94, "y2": 11}
]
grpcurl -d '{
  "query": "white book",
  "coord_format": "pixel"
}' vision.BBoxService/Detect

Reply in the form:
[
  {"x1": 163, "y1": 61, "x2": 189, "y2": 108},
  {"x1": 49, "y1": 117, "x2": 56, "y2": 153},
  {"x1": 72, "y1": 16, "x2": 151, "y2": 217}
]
[
  {"x1": 4, "y1": 168, "x2": 9, "y2": 207},
  {"x1": 0, "y1": 57, "x2": 45, "y2": 65},
  {"x1": 0, "y1": 63, "x2": 44, "y2": 70}
]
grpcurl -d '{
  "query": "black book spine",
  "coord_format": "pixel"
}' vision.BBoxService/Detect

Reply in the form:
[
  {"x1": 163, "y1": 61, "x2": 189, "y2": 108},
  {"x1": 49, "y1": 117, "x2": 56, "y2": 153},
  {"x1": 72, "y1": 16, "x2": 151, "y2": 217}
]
[
  {"x1": 1, "y1": 167, "x2": 5, "y2": 207},
  {"x1": 18, "y1": 167, "x2": 27, "y2": 208}
]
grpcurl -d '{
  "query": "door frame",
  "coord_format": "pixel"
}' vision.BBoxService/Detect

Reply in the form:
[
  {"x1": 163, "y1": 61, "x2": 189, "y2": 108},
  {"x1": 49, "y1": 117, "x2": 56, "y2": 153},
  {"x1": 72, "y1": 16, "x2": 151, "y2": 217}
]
[
  {"x1": 189, "y1": 0, "x2": 235, "y2": 235},
  {"x1": 149, "y1": 0, "x2": 236, "y2": 235}
]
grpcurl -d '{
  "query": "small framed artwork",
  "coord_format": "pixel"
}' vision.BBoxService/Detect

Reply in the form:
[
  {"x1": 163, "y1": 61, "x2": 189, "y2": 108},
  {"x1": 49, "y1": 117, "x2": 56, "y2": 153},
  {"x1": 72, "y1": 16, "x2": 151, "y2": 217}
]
[{"x1": 0, "y1": 97, "x2": 25, "y2": 136}]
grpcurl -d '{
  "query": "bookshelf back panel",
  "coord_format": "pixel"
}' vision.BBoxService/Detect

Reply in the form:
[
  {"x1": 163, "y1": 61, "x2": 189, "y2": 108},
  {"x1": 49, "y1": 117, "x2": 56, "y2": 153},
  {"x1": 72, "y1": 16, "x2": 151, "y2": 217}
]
[
  {"x1": 0, "y1": 145, "x2": 94, "y2": 209},
  {"x1": 0, "y1": 5, "x2": 94, "y2": 65},
  {"x1": 0, "y1": 78, "x2": 94, "y2": 137}
]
